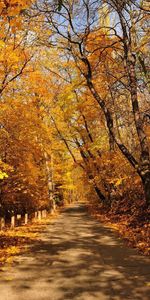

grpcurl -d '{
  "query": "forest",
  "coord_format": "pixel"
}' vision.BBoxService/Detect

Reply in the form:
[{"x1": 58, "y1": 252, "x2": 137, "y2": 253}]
[{"x1": 0, "y1": 0, "x2": 150, "y2": 253}]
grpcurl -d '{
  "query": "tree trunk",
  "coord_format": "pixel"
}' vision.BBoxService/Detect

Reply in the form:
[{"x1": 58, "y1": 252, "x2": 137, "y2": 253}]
[
  {"x1": 87, "y1": 79, "x2": 138, "y2": 168},
  {"x1": 75, "y1": 138, "x2": 106, "y2": 203},
  {"x1": 128, "y1": 53, "x2": 150, "y2": 161},
  {"x1": 117, "y1": 6, "x2": 150, "y2": 206},
  {"x1": 141, "y1": 171, "x2": 150, "y2": 206},
  {"x1": 94, "y1": 186, "x2": 106, "y2": 202}
]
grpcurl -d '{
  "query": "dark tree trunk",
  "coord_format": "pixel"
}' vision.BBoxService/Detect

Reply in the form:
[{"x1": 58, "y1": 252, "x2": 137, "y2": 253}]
[
  {"x1": 75, "y1": 138, "x2": 106, "y2": 203},
  {"x1": 141, "y1": 171, "x2": 150, "y2": 206},
  {"x1": 94, "y1": 186, "x2": 106, "y2": 202},
  {"x1": 118, "y1": 9, "x2": 150, "y2": 206},
  {"x1": 86, "y1": 79, "x2": 138, "y2": 168}
]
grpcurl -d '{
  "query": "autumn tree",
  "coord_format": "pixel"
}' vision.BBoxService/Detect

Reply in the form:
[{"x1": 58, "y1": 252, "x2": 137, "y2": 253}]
[{"x1": 34, "y1": 0, "x2": 150, "y2": 205}]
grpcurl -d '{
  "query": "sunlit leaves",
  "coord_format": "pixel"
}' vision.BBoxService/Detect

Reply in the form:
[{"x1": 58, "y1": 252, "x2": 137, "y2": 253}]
[{"x1": 0, "y1": 171, "x2": 8, "y2": 180}]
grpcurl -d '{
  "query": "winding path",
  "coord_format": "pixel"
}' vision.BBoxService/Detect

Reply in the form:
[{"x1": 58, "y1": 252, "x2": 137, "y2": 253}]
[{"x1": 0, "y1": 203, "x2": 150, "y2": 300}]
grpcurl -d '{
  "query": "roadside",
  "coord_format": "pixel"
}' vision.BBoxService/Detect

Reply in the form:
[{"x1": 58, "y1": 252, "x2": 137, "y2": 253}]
[
  {"x1": 0, "y1": 210, "x2": 60, "y2": 267},
  {"x1": 87, "y1": 200, "x2": 150, "y2": 256}
]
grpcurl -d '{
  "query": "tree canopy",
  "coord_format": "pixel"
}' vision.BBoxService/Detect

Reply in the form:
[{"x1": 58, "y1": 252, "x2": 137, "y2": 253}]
[{"x1": 0, "y1": 0, "x2": 149, "y2": 218}]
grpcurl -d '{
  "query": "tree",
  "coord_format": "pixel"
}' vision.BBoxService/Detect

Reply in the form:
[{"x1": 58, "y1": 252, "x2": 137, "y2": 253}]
[{"x1": 36, "y1": 0, "x2": 150, "y2": 205}]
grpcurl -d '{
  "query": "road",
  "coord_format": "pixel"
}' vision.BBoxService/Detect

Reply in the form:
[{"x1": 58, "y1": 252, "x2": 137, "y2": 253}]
[{"x1": 0, "y1": 203, "x2": 150, "y2": 300}]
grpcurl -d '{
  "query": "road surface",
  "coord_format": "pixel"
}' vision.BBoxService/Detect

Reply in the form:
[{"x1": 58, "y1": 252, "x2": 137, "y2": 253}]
[{"x1": 0, "y1": 204, "x2": 150, "y2": 300}]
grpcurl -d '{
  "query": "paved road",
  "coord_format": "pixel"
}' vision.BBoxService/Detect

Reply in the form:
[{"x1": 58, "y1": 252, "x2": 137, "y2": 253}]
[{"x1": 0, "y1": 204, "x2": 150, "y2": 300}]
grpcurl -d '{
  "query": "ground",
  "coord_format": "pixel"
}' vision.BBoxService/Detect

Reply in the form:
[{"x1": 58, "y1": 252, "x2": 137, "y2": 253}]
[{"x1": 0, "y1": 203, "x2": 150, "y2": 300}]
